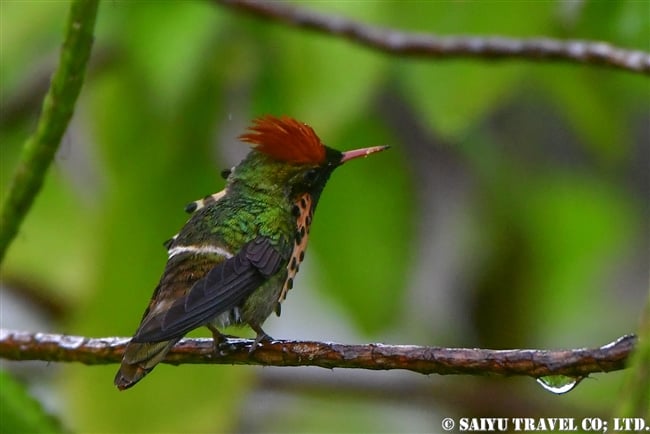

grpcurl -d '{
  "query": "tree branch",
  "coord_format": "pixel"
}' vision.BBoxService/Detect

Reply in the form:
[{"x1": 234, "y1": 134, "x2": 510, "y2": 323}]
[
  {"x1": 0, "y1": 329, "x2": 636, "y2": 379},
  {"x1": 0, "y1": 0, "x2": 99, "y2": 263},
  {"x1": 215, "y1": 0, "x2": 650, "y2": 75}
]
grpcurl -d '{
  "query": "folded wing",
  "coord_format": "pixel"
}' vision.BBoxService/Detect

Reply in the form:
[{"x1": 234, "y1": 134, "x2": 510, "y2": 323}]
[{"x1": 132, "y1": 237, "x2": 284, "y2": 342}]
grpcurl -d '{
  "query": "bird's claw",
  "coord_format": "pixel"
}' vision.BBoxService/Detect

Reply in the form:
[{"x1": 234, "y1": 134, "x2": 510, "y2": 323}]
[{"x1": 249, "y1": 331, "x2": 273, "y2": 353}]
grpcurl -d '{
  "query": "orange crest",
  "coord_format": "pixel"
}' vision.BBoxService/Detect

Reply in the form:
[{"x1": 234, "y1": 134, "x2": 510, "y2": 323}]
[{"x1": 239, "y1": 115, "x2": 326, "y2": 164}]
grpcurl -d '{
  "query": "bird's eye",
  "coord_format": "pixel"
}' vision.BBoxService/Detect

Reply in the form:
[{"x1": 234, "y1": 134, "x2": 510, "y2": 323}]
[{"x1": 304, "y1": 169, "x2": 318, "y2": 184}]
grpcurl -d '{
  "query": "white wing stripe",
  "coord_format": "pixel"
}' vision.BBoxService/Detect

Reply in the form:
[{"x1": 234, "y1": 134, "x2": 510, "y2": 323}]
[{"x1": 167, "y1": 245, "x2": 234, "y2": 259}]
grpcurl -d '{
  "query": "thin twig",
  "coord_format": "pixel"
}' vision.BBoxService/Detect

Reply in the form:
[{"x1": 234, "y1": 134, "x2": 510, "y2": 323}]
[
  {"x1": 0, "y1": 0, "x2": 99, "y2": 263},
  {"x1": 215, "y1": 0, "x2": 650, "y2": 75},
  {"x1": 0, "y1": 329, "x2": 636, "y2": 378}
]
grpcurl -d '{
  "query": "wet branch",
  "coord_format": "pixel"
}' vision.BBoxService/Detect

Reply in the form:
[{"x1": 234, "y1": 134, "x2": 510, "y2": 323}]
[
  {"x1": 0, "y1": 329, "x2": 636, "y2": 378},
  {"x1": 215, "y1": 0, "x2": 650, "y2": 75}
]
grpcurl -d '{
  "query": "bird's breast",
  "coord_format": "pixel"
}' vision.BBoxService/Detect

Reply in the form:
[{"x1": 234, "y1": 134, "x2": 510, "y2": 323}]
[{"x1": 277, "y1": 193, "x2": 314, "y2": 308}]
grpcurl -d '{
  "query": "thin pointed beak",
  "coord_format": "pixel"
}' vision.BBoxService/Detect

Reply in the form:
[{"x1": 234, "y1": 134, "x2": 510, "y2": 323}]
[{"x1": 340, "y1": 145, "x2": 390, "y2": 164}]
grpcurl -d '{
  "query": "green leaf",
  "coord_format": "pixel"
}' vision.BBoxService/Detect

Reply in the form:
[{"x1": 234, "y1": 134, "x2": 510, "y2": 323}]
[
  {"x1": 1, "y1": 170, "x2": 95, "y2": 300},
  {"x1": 534, "y1": 66, "x2": 629, "y2": 165},
  {"x1": 385, "y1": 0, "x2": 554, "y2": 35},
  {"x1": 399, "y1": 61, "x2": 526, "y2": 139},
  {"x1": 613, "y1": 0, "x2": 650, "y2": 49},
  {"x1": 248, "y1": 9, "x2": 387, "y2": 131},
  {"x1": 572, "y1": 0, "x2": 624, "y2": 40},
  {"x1": 0, "y1": 369, "x2": 65, "y2": 434},
  {"x1": 96, "y1": 1, "x2": 221, "y2": 108},
  {"x1": 0, "y1": 1, "x2": 69, "y2": 95},
  {"x1": 522, "y1": 172, "x2": 639, "y2": 342},
  {"x1": 617, "y1": 294, "x2": 650, "y2": 417},
  {"x1": 573, "y1": 0, "x2": 650, "y2": 49},
  {"x1": 311, "y1": 118, "x2": 415, "y2": 334},
  {"x1": 396, "y1": 0, "x2": 554, "y2": 140}
]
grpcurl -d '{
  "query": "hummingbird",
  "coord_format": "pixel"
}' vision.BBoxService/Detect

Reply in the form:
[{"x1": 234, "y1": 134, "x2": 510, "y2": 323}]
[{"x1": 114, "y1": 115, "x2": 388, "y2": 390}]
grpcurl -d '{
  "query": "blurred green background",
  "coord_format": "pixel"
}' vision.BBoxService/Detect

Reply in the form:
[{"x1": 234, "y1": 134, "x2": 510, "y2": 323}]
[{"x1": 1, "y1": 1, "x2": 648, "y2": 433}]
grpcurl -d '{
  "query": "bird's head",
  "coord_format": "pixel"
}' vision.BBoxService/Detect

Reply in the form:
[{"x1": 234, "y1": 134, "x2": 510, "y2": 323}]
[{"x1": 232, "y1": 115, "x2": 388, "y2": 205}]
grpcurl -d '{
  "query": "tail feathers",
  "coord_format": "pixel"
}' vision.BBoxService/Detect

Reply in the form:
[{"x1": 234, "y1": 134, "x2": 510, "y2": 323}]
[
  {"x1": 114, "y1": 363, "x2": 151, "y2": 391},
  {"x1": 114, "y1": 339, "x2": 180, "y2": 390}
]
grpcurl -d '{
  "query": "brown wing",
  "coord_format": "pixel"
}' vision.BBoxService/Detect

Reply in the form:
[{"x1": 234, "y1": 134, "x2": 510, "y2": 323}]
[{"x1": 132, "y1": 237, "x2": 284, "y2": 343}]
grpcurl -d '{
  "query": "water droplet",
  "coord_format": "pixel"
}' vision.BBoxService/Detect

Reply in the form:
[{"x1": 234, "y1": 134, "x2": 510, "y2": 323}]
[{"x1": 536, "y1": 375, "x2": 583, "y2": 394}]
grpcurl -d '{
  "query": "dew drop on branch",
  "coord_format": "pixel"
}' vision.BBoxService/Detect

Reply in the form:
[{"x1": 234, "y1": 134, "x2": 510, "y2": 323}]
[{"x1": 535, "y1": 375, "x2": 583, "y2": 394}]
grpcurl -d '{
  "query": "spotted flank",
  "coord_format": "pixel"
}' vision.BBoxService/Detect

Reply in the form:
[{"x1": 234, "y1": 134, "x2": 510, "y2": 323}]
[
  {"x1": 167, "y1": 244, "x2": 234, "y2": 260},
  {"x1": 277, "y1": 193, "x2": 313, "y2": 313},
  {"x1": 184, "y1": 189, "x2": 227, "y2": 214}
]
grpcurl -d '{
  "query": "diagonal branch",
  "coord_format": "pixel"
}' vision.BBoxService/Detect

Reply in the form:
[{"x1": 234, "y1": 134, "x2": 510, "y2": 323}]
[
  {"x1": 0, "y1": 0, "x2": 99, "y2": 264},
  {"x1": 215, "y1": 0, "x2": 650, "y2": 75},
  {"x1": 0, "y1": 329, "x2": 635, "y2": 379}
]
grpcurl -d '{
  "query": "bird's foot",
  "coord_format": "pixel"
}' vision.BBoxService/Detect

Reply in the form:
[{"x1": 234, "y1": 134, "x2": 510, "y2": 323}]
[
  {"x1": 250, "y1": 324, "x2": 273, "y2": 353},
  {"x1": 206, "y1": 324, "x2": 235, "y2": 354}
]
